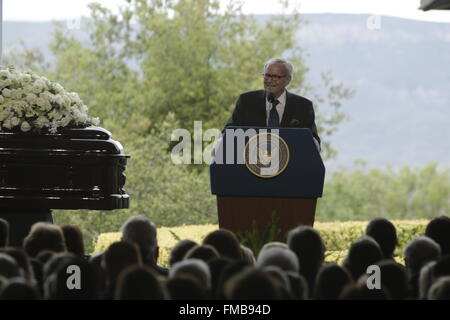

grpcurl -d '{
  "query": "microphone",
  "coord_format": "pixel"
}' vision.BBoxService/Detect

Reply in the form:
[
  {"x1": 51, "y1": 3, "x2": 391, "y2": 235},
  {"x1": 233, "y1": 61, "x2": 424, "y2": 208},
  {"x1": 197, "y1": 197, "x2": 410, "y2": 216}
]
[{"x1": 266, "y1": 92, "x2": 276, "y2": 103}]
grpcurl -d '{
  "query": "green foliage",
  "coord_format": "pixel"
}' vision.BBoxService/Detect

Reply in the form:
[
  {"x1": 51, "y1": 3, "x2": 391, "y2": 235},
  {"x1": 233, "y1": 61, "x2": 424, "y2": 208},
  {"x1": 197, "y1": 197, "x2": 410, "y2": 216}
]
[
  {"x1": 6, "y1": 0, "x2": 353, "y2": 160},
  {"x1": 92, "y1": 220, "x2": 429, "y2": 267},
  {"x1": 54, "y1": 161, "x2": 449, "y2": 254},
  {"x1": 53, "y1": 113, "x2": 217, "y2": 253},
  {"x1": 236, "y1": 211, "x2": 281, "y2": 257},
  {"x1": 316, "y1": 220, "x2": 428, "y2": 264},
  {"x1": 316, "y1": 162, "x2": 450, "y2": 222},
  {"x1": 7, "y1": 0, "x2": 445, "y2": 252}
]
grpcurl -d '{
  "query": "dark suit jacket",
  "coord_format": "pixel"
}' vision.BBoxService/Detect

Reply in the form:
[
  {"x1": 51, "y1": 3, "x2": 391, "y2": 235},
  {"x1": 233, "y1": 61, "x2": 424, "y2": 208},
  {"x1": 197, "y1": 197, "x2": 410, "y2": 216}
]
[{"x1": 226, "y1": 90, "x2": 320, "y2": 145}]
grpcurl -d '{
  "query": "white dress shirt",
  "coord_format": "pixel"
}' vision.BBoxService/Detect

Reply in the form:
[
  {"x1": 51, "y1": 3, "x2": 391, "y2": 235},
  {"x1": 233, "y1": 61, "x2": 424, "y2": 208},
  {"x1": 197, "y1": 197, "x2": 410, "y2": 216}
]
[{"x1": 266, "y1": 90, "x2": 287, "y2": 126}]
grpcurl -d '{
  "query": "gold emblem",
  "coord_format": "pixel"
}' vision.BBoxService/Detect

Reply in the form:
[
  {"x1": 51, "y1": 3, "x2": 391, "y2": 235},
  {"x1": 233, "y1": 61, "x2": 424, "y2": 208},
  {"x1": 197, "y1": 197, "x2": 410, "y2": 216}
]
[{"x1": 244, "y1": 132, "x2": 290, "y2": 178}]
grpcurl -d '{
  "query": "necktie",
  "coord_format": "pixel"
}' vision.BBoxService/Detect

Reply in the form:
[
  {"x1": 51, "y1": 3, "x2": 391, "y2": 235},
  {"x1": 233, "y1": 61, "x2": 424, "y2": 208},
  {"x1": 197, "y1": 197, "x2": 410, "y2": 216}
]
[{"x1": 268, "y1": 99, "x2": 280, "y2": 127}]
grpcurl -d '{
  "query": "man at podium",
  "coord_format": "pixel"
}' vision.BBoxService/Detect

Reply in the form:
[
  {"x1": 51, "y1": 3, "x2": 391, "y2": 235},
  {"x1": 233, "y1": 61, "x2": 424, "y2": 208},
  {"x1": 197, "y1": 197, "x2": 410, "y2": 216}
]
[
  {"x1": 212, "y1": 59, "x2": 326, "y2": 239},
  {"x1": 226, "y1": 58, "x2": 320, "y2": 151}
]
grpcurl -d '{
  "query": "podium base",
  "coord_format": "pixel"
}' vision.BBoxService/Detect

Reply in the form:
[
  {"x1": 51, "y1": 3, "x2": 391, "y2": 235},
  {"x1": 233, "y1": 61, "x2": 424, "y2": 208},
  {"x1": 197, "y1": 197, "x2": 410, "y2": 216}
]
[
  {"x1": 0, "y1": 208, "x2": 53, "y2": 248},
  {"x1": 217, "y1": 196, "x2": 316, "y2": 241}
]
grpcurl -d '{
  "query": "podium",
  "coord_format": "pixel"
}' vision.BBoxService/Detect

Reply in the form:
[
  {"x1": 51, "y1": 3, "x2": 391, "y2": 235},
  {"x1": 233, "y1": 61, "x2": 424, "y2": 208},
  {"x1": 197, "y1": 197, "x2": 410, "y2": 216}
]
[
  {"x1": 0, "y1": 126, "x2": 129, "y2": 246},
  {"x1": 210, "y1": 127, "x2": 325, "y2": 240}
]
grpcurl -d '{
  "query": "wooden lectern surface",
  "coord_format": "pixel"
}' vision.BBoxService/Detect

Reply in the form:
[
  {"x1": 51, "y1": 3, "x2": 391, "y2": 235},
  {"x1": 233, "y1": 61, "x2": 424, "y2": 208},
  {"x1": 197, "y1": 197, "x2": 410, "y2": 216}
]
[{"x1": 217, "y1": 196, "x2": 316, "y2": 241}]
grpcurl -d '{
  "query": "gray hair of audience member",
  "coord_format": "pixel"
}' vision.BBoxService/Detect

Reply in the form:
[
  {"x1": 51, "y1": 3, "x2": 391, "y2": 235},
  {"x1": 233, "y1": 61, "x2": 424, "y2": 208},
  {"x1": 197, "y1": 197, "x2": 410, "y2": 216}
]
[
  {"x1": 264, "y1": 58, "x2": 294, "y2": 77},
  {"x1": 260, "y1": 241, "x2": 288, "y2": 253},
  {"x1": 418, "y1": 261, "x2": 437, "y2": 300},
  {"x1": 240, "y1": 245, "x2": 256, "y2": 265},
  {"x1": 169, "y1": 259, "x2": 211, "y2": 290},
  {"x1": 404, "y1": 236, "x2": 441, "y2": 276},
  {"x1": 0, "y1": 218, "x2": 9, "y2": 247},
  {"x1": 256, "y1": 246, "x2": 299, "y2": 273},
  {"x1": 121, "y1": 216, "x2": 157, "y2": 264},
  {"x1": 0, "y1": 253, "x2": 21, "y2": 279},
  {"x1": 428, "y1": 276, "x2": 450, "y2": 300}
]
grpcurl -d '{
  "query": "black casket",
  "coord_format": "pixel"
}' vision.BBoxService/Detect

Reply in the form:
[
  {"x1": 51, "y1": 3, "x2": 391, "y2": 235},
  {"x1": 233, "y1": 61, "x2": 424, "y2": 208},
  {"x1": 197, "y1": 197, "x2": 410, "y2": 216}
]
[{"x1": 0, "y1": 126, "x2": 129, "y2": 210}]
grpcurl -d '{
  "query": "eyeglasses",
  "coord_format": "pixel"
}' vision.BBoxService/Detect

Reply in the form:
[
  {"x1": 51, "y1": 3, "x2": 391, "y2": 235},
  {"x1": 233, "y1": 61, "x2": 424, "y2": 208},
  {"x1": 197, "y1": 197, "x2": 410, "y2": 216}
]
[{"x1": 262, "y1": 73, "x2": 286, "y2": 80}]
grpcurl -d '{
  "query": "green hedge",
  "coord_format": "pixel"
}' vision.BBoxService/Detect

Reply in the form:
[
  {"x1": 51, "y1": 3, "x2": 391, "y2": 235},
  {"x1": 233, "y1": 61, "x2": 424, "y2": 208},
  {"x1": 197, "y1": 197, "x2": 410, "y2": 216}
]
[{"x1": 93, "y1": 220, "x2": 428, "y2": 267}]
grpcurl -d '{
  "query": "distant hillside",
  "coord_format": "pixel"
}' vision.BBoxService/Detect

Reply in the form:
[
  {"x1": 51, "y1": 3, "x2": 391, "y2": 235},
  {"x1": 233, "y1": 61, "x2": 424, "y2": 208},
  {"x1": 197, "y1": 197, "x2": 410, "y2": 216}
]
[{"x1": 4, "y1": 14, "x2": 450, "y2": 170}]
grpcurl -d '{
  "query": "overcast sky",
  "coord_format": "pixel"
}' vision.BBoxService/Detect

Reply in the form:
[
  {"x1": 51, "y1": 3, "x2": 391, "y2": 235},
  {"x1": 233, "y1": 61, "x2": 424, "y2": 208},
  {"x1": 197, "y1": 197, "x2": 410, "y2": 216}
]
[{"x1": 2, "y1": 0, "x2": 450, "y2": 23}]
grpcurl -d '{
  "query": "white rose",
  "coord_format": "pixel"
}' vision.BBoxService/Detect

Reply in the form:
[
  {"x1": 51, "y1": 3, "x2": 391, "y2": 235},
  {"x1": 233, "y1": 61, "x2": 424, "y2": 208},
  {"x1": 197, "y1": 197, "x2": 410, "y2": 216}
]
[
  {"x1": 62, "y1": 95, "x2": 71, "y2": 108},
  {"x1": 75, "y1": 112, "x2": 88, "y2": 123},
  {"x1": 31, "y1": 80, "x2": 45, "y2": 94},
  {"x1": 54, "y1": 94, "x2": 64, "y2": 106},
  {"x1": 11, "y1": 117, "x2": 21, "y2": 127},
  {"x1": 49, "y1": 110, "x2": 63, "y2": 120},
  {"x1": 54, "y1": 83, "x2": 64, "y2": 93},
  {"x1": 39, "y1": 91, "x2": 52, "y2": 101},
  {"x1": 20, "y1": 73, "x2": 32, "y2": 83},
  {"x1": 91, "y1": 117, "x2": 100, "y2": 126},
  {"x1": 49, "y1": 123, "x2": 58, "y2": 133},
  {"x1": 12, "y1": 89, "x2": 23, "y2": 100},
  {"x1": 35, "y1": 116, "x2": 49, "y2": 128},
  {"x1": 58, "y1": 117, "x2": 71, "y2": 127},
  {"x1": 0, "y1": 109, "x2": 10, "y2": 121},
  {"x1": 69, "y1": 92, "x2": 83, "y2": 105},
  {"x1": 3, "y1": 118, "x2": 12, "y2": 129},
  {"x1": 36, "y1": 97, "x2": 52, "y2": 111},
  {"x1": 20, "y1": 121, "x2": 31, "y2": 132},
  {"x1": 26, "y1": 93, "x2": 38, "y2": 105},
  {"x1": 0, "y1": 80, "x2": 8, "y2": 89},
  {"x1": 80, "y1": 104, "x2": 88, "y2": 113},
  {"x1": 25, "y1": 105, "x2": 37, "y2": 117},
  {"x1": 9, "y1": 75, "x2": 19, "y2": 83},
  {"x1": 0, "y1": 70, "x2": 10, "y2": 78},
  {"x1": 2, "y1": 88, "x2": 11, "y2": 98}
]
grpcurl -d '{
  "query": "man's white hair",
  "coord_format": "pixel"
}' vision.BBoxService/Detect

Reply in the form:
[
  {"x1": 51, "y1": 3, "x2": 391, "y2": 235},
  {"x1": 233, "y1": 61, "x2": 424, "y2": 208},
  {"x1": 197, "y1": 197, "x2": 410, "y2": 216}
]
[
  {"x1": 256, "y1": 246, "x2": 299, "y2": 273},
  {"x1": 121, "y1": 215, "x2": 157, "y2": 249},
  {"x1": 121, "y1": 216, "x2": 158, "y2": 266},
  {"x1": 264, "y1": 58, "x2": 294, "y2": 77},
  {"x1": 169, "y1": 259, "x2": 211, "y2": 290},
  {"x1": 404, "y1": 236, "x2": 441, "y2": 274}
]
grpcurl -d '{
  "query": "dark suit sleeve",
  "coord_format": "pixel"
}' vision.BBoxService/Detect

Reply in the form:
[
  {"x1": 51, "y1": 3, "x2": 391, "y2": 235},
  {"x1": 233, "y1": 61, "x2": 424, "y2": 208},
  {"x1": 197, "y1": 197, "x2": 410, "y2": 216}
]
[
  {"x1": 226, "y1": 95, "x2": 243, "y2": 127},
  {"x1": 305, "y1": 101, "x2": 321, "y2": 146}
]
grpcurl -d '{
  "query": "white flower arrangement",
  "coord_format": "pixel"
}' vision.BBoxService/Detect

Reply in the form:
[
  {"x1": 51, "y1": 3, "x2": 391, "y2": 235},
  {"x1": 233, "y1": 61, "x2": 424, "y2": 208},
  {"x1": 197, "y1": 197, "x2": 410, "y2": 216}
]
[{"x1": 0, "y1": 67, "x2": 100, "y2": 133}]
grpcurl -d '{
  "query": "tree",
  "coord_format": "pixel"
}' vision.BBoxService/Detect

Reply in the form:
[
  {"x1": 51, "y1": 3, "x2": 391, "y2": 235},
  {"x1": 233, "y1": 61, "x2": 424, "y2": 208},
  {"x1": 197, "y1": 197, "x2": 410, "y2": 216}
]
[
  {"x1": 5, "y1": 0, "x2": 355, "y2": 251},
  {"x1": 316, "y1": 162, "x2": 450, "y2": 221},
  {"x1": 6, "y1": 0, "x2": 353, "y2": 159}
]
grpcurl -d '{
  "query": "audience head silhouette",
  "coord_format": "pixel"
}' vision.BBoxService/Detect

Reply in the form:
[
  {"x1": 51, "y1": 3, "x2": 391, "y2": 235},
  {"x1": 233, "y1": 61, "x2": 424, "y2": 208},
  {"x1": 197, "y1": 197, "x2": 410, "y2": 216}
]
[
  {"x1": 425, "y1": 216, "x2": 450, "y2": 256},
  {"x1": 23, "y1": 223, "x2": 66, "y2": 258},
  {"x1": 202, "y1": 229, "x2": 242, "y2": 260},
  {"x1": 343, "y1": 236, "x2": 383, "y2": 280},
  {"x1": 365, "y1": 218, "x2": 397, "y2": 259}
]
